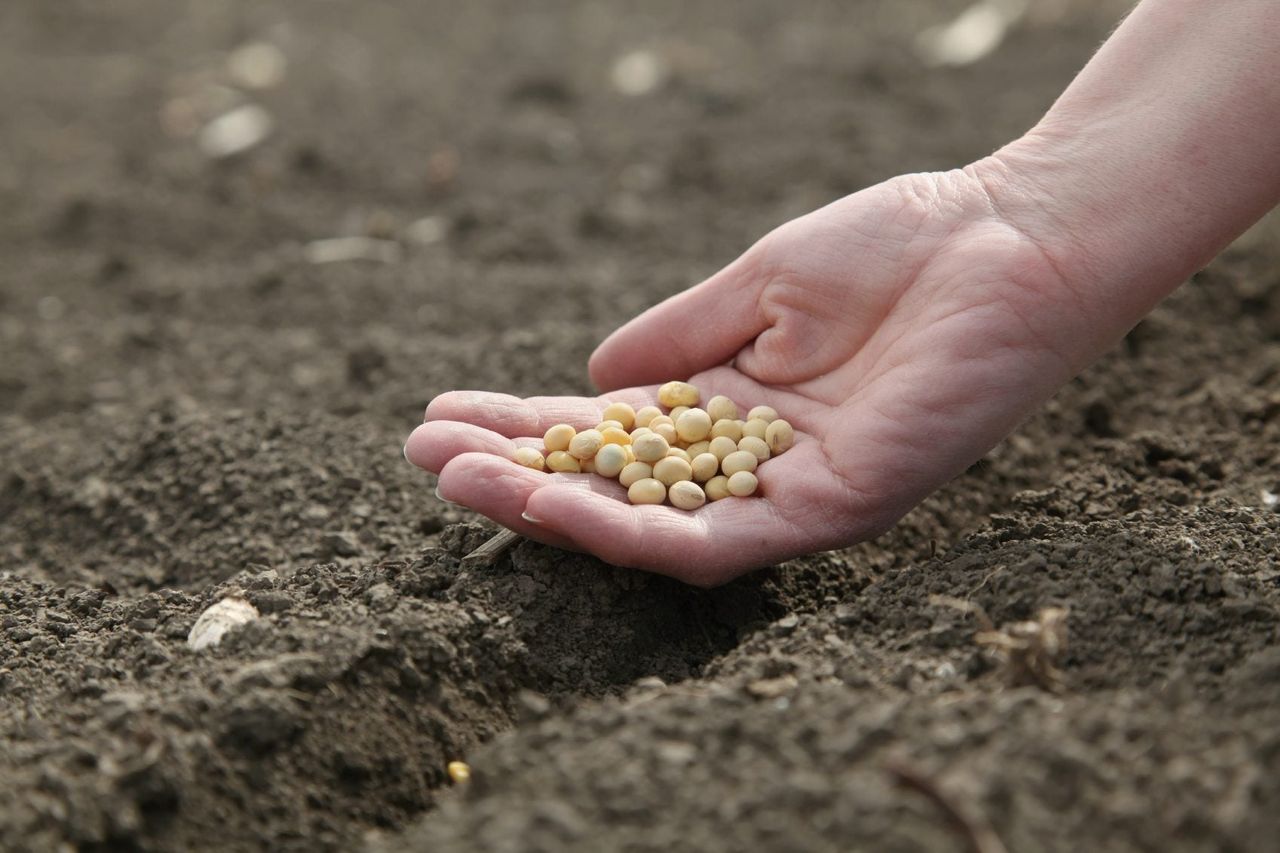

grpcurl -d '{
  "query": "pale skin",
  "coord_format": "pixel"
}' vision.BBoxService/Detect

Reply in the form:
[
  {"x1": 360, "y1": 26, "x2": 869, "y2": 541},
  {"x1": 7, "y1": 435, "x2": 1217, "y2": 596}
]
[{"x1": 406, "y1": 0, "x2": 1280, "y2": 587}]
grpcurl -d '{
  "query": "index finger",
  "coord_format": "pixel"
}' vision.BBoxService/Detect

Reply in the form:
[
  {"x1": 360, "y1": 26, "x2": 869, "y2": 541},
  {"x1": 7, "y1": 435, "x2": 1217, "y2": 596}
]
[{"x1": 424, "y1": 387, "x2": 660, "y2": 438}]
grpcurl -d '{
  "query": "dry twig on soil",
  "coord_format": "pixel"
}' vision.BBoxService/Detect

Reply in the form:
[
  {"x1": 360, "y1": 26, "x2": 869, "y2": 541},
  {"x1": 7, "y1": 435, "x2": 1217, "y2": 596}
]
[{"x1": 931, "y1": 595, "x2": 1069, "y2": 692}]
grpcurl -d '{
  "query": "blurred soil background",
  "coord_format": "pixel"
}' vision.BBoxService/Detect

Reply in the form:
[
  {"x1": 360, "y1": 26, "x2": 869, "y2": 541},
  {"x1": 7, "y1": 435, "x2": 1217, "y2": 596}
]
[{"x1": 2, "y1": 0, "x2": 1279, "y2": 850}]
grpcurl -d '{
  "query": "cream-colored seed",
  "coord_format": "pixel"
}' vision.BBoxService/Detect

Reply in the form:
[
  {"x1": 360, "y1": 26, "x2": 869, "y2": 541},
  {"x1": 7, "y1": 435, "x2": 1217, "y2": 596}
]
[
  {"x1": 544, "y1": 424, "x2": 576, "y2": 453},
  {"x1": 686, "y1": 440, "x2": 711, "y2": 458},
  {"x1": 513, "y1": 447, "x2": 546, "y2": 470},
  {"x1": 619, "y1": 461, "x2": 653, "y2": 487},
  {"x1": 595, "y1": 419, "x2": 624, "y2": 432},
  {"x1": 628, "y1": 477, "x2": 667, "y2": 505},
  {"x1": 691, "y1": 452, "x2": 719, "y2": 482},
  {"x1": 594, "y1": 444, "x2": 628, "y2": 478},
  {"x1": 706, "y1": 395, "x2": 738, "y2": 423},
  {"x1": 568, "y1": 429, "x2": 604, "y2": 460},
  {"x1": 747, "y1": 405, "x2": 778, "y2": 423},
  {"x1": 658, "y1": 381, "x2": 700, "y2": 408},
  {"x1": 709, "y1": 436, "x2": 738, "y2": 461},
  {"x1": 653, "y1": 423, "x2": 678, "y2": 445},
  {"x1": 601, "y1": 402, "x2": 637, "y2": 430},
  {"x1": 653, "y1": 456, "x2": 693, "y2": 486},
  {"x1": 546, "y1": 450, "x2": 581, "y2": 473},
  {"x1": 765, "y1": 419, "x2": 795, "y2": 455},
  {"x1": 632, "y1": 433, "x2": 670, "y2": 463},
  {"x1": 705, "y1": 475, "x2": 731, "y2": 501},
  {"x1": 665, "y1": 447, "x2": 691, "y2": 462},
  {"x1": 580, "y1": 457, "x2": 596, "y2": 474},
  {"x1": 601, "y1": 427, "x2": 632, "y2": 446},
  {"x1": 634, "y1": 405, "x2": 662, "y2": 428},
  {"x1": 669, "y1": 405, "x2": 690, "y2": 422},
  {"x1": 648, "y1": 415, "x2": 675, "y2": 429},
  {"x1": 727, "y1": 470, "x2": 759, "y2": 497},
  {"x1": 738, "y1": 435, "x2": 771, "y2": 464},
  {"x1": 675, "y1": 408, "x2": 712, "y2": 443},
  {"x1": 742, "y1": 418, "x2": 769, "y2": 440},
  {"x1": 710, "y1": 419, "x2": 743, "y2": 442},
  {"x1": 668, "y1": 480, "x2": 707, "y2": 511},
  {"x1": 721, "y1": 450, "x2": 758, "y2": 477},
  {"x1": 630, "y1": 427, "x2": 652, "y2": 439},
  {"x1": 623, "y1": 445, "x2": 636, "y2": 465}
]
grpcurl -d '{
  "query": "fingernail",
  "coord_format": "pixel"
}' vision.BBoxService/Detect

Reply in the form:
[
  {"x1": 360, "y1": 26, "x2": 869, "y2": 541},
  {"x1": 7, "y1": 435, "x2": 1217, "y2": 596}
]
[
  {"x1": 435, "y1": 487, "x2": 459, "y2": 506},
  {"x1": 521, "y1": 511, "x2": 544, "y2": 525}
]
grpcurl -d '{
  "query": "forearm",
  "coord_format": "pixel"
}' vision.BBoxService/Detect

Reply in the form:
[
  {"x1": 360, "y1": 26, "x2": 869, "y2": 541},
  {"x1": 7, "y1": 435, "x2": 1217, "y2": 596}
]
[{"x1": 974, "y1": 0, "x2": 1280, "y2": 349}]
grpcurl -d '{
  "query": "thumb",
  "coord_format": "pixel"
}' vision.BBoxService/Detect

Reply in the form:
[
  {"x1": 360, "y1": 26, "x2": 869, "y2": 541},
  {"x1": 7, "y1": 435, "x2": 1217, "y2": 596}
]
[{"x1": 588, "y1": 247, "x2": 771, "y2": 391}]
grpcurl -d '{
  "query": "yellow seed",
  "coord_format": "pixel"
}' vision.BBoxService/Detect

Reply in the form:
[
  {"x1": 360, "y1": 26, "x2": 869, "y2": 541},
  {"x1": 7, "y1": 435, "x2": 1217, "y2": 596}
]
[
  {"x1": 580, "y1": 457, "x2": 596, "y2": 474},
  {"x1": 738, "y1": 435, "x2": 771, "y2": 464},
  {"x1": 721, "y1": 450, "x2": 758, "y2": 477},
  {"x1": 742, "y1": 418, "x2": 769, "y2": 440},
  {"x1": 594, "y1": 444, "x2": 628, "y2": 478},
  {"x1": 686, "y1": 440, "x2": 711, "y2": 458},
  {"x1": 709, "y1": 435, "x2": 738, "y2": 461},
  {"x1": 546, "y1": 450, "x2": 581, "y2": 473},
  {"x1": 601, "y1": 402, "x2": 636, "y2": 430},
  {"x1": 710, "y1": 419, "x2": 743, "y2": 442},
  {"x1": 619, "y1": 461, "x2": 653, "y2": 487},
  {"x1": 544, "y1": 424, "x2": 576, "y2": 453},
  {"x1": 632, "y1": 433, "x2": 670, "y2": 463},
  {"x1": 706, "y1": 475, "x2": 731, "y2": 501},
  {"x1": 447, "y1": 761, "x2": 471, "y2": 784},
  {"x1": 675, "y1": 408, "x2": 712, "y2": 443},
  {"x1": 747, "y1": 405, "x2": 778, "y2": 423},
  {"x1": 658, "y1": 381, "x2": 700, "y2": 409},
  {"x1": 648, "y1": 414, "x2": 675, "y2": 429},
  {"x1": 513, "y1": 447, "x2": 546, "y2": 470},
  {"x1": 568, "y1": 429, "x2": 604, "y2": 460},
  {"x1": 595, "y1": 419, "x2": 624, "y2": 432},
  {"x1": 668, "y1": 480, "x2": 707, "y2": 511},
  {"x1": 706, "y1": 395, "x2": 738, "y2": 423},
  {"x1": 653, "y1": 423, "x2": 678, "y2": 445},
  {"x1": 669, "y1": 405, "x2": 690, "y2": 422},
  {"x1": 691, "y1": 452, "x2": 719, "y2": 482},
  {"x1": 601, "y1": 427, "x2": 632, "y2": 446},
  {"x1": 727, "y1": 470, "x2": 758, "y2": 497},
  {"x1": 628, "y1": 477, "x2": 667, "y2": 505},
  {"x1": 623, "y1": 445, "x2": 636, "y2": 465},
  {"x1": 630, "y1": 426, "x2": 652, "y2": 439},
  {"x1": 765, "y1": 419, "x2": 795, "y2": 454},
  {"x1": 653, "y1": 456, "x2": 693, "y2": 486},
  {"x1": 665, "y1": 447, "x2": 691, "y2": 462},
  {"x1": 634, "y1": 405, "x2": 662, "y2": 428}
]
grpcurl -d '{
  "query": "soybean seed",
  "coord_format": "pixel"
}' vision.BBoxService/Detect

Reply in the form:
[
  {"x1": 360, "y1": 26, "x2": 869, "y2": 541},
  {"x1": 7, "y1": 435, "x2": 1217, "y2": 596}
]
[
  {"x1": 546, "y1": 450, "x2": 581, "y2": 473},
  {"x1": 691, "y1": 452, "x2": 719, "y2": 482},
  {"x1": 675, "y1": 408, "x2": 712, "y2": 443},
  {"x1": 742, "y1": 418, "x2": 769, "y2": 440},
  {"x1": 601, "y1": 402, "x2": 637, "y2": 430},
  {"x1": 686, "y1": 440, "x2": 711, "y2": 458},
  {"x1": 669, "y1": 405, "x2": 690, "y2": 422},
  {"x1": 623, "y1": 445, "x2": 637, "y2": 465},
  {"x1": 513, "y1": 447, "x2": 546, "y2": 470},
  {"x1": 595, "y1": 419, "x2": 624, "y2": 432},
  {"x1": 738, "y1": 435, "x2": 771, "y2": 464},
  {"x1": 580, "y1": 457, "x2": 596, "y2": 474},
  {"x1": 727, "y1": 470, "x2": 758, "y2": 496},
  {"x1": 632, "y1": 432, "x2": 670, "y2": 463},
  {"x1": 653, "y1": 423, "x2": 678, "y2": 445},
  {"x1": 765, "y1": 419, "x2": 795, "y2": 454},
  {"x1": 665, "y1": 447, "x2": 691, "y2": 462},
  {"x1": 705, "y1": 475, "x2": 731, "y2": 501},
  {"x1": 710, "y1": 419, "x2": 743, "y2": 442},
  {"x1": 544, "y1": 424, "x2": 576, "y2": 453},
  {"x1": 747, "y1": 405, "x2": 778, "y2": 423},
  {"x1": 601, "y1": 427, "x2": 632, "y2": 446},
  {"x1": 634, "y1": 405, "x2": 662, "y2": 428},
  {"x1": 619, "y1": 461, "x2": 653, "y2": 487},
  {"x1": 630, "y1": 426, "x2": 652, "y2": 439},
  {"x1": 721, "y1": 450, "x2": 758, "y2": 477},
  {"x1": 628, "y1": 477, "x2": 667, "y2": 505},
  {"x1": 648, "y1": 414, "x2": 675, "y2": 429},
  {"x1": 668, "y1": 480, "x2": 707, "y2": 511},
  {"x1": 568, "y1": 429, "x2": 604, "y2": 460},
  {"x1": 653, "y1": 456, "x2": 693, "y2": 486},
  {"x1": 594, "y1": 443, "x2": 628, "y2": 478},
  {"x1": 658, "y1": 381, "x2": 700, "y2": 408},
  {"x1": 709, "y1": 435, "x2": 738, "y2": 461},
  {"x1": 706, "y1": 395, "x2": 738, "y2": 423}
]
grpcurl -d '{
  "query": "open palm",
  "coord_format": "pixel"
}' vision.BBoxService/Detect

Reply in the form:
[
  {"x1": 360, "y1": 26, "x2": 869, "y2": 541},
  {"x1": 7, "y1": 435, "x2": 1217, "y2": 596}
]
[{"x1": 406, "y1": 163, "x2": 1093, "y2": 586}]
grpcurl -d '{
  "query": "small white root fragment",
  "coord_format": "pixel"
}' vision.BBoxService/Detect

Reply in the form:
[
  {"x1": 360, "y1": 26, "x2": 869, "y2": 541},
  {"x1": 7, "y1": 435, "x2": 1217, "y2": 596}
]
[{"x1": 188, "y1": 597, "x2": 258, "y2": 651}]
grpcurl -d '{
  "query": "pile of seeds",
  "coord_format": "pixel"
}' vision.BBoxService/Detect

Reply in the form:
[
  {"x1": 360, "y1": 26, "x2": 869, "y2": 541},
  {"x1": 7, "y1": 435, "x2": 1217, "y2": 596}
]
[{"x1": 512, "y1": 381, "x2": 794, "y2": 510}]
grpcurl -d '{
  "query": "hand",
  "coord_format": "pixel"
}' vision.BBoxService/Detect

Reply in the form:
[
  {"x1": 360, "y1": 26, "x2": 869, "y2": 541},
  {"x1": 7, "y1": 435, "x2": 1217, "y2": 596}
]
[{"x1": 406, "y1": 160, "x2": 1094, "y2": 587}]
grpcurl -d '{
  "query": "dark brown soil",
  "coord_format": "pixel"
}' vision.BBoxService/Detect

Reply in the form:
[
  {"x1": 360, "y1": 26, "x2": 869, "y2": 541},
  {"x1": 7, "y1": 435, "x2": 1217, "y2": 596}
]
[{"x1": 3, "y1": 1, "x2": 1279, "y2": 850}]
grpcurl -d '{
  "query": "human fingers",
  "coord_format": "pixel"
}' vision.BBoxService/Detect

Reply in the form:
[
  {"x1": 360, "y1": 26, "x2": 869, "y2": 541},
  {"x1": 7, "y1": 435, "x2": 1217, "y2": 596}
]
[
  {"x1": 404, "y1": 420, "x2": 546, "y2": 475},
  {"x1": 587, "y1": 249, "x2": 771, "y2": 392},
  {"x1": 424, "y1": 388, "x2": 659, "y2": 439}
]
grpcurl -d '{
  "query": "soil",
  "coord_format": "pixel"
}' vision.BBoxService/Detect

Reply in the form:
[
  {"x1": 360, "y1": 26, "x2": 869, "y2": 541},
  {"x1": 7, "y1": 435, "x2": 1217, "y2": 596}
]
[{"x1": 3, "y1": 1, "x2": 1279, "y2": 850}]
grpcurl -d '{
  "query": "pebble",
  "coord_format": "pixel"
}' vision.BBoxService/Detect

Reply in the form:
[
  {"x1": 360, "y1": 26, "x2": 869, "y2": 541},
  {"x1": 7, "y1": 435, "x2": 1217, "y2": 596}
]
[{"x1": 188, "y1": 598, "x2": 259, "y2": 651}]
